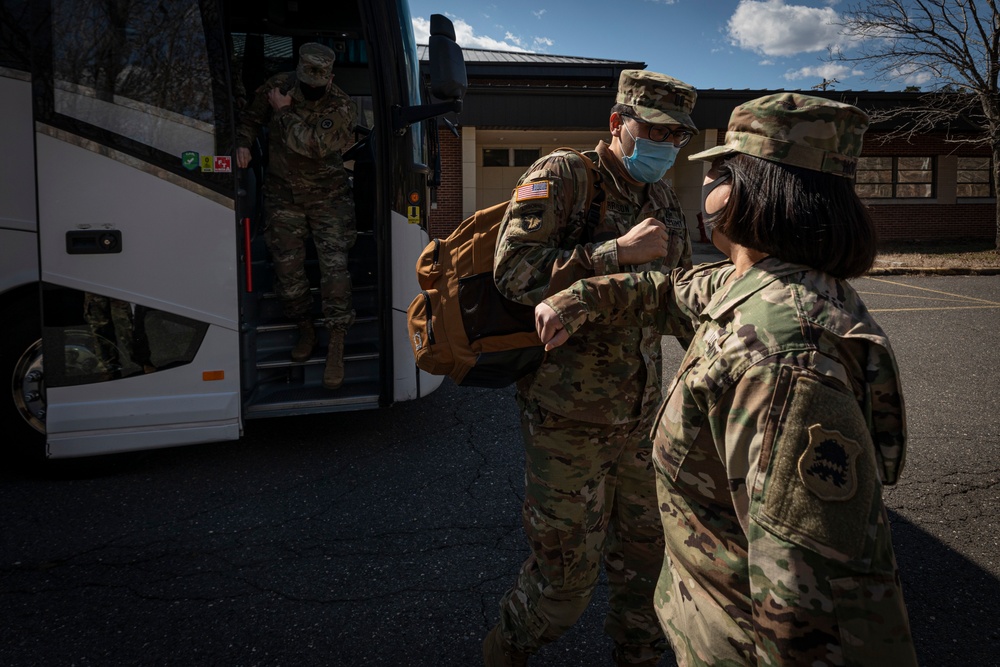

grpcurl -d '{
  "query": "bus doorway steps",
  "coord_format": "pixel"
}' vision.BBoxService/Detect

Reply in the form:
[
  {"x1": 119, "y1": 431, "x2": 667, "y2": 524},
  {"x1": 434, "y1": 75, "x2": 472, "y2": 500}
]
[
  {"x1": 246, "y1": 322, "x2": 381, "y2": 409},
  {"x1": 253, "y1": 315, "x2": 378, "y2": 365},
  {"x1": 253, "y1": 283, "x2": 377, "y2": 326},
  {"x1": 243, "y1": 342, "x2": 381, "y2": 415},
  {"x1": 242, "y1": 387, "x2": 381, "y2": 418},
  {"x1": 250, "y1": 282, "x2": 378, "y2": 368}
]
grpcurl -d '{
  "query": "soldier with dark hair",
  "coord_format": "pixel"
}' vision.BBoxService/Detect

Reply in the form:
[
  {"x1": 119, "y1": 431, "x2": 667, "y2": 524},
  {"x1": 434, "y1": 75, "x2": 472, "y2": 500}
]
[
  {"x1": 536, "y1": 93, "x2": 917, "y2": 666},
  {"x1": 487, "y1": 70, "x2": 699, "y2": 667},
  {"x1": 236, "y1": 42, "x2": 358, "y2": 389}
]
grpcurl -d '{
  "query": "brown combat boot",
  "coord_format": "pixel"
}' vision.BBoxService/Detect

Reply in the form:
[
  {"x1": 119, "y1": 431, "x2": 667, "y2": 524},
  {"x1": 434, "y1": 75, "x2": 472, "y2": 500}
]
[
  {"x1": 323, "y1": 330, "x2": 345, "y2": 389},
  {"x1": 482, "y1": 625, "x2": 529, "y2": 667},
  {"x1": 291, "y1": 320, "x2": 317, "y2": 362}
]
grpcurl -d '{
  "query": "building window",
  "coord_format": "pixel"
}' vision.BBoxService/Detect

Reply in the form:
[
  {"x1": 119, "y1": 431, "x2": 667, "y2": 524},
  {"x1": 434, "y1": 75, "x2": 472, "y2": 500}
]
[
  {"x1": 482, "y1": 148, "x2": 509, "y2": 167},
  {"x1": 482, "y1": 148, "x2": 540, "y2": 167},
  {"x1": 856, "y1": 156, "x2": 934, "y2": 198},
  {"x1": 957, "y1": 157, "x2": 994, "y2": 198},
  {"x1": 513, "y1": 149, "x2": 539, "y2": 166}
]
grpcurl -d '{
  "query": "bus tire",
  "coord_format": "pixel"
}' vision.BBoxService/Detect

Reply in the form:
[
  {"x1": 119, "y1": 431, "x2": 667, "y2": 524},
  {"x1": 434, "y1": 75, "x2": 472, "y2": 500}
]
[{"x1": 1, "y1": 290, "x2": 47, "y2": 463}]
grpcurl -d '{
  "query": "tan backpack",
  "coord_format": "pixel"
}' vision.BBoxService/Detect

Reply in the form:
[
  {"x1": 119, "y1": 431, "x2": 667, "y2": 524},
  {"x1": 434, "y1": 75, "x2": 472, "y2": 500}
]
[{"x1": 406, "y1": 148, "x2": 605, "y2": 387}]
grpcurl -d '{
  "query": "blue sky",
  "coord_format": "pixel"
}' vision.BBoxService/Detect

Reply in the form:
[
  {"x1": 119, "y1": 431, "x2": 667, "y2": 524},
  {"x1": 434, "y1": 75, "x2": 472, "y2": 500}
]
[{"x1": 408, "y1": 0, "x2": 926, "y2": 92}]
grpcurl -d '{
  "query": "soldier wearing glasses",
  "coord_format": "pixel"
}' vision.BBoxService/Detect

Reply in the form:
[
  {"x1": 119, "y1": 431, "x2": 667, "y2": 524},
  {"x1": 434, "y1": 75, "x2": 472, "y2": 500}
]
[{"x1": 486, "y1": 70, "x2": 698, "y2": 667}]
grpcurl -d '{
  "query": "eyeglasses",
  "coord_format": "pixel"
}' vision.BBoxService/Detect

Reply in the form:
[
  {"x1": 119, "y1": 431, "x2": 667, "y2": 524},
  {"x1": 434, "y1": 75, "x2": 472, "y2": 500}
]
[{"x1": 623, "y1": 115, "x2": 694, "y2": 147}]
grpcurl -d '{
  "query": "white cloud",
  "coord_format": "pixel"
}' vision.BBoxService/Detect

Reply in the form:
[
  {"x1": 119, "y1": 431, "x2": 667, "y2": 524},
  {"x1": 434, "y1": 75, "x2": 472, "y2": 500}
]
[
  {"x1": 784, "y1": 63, "x2": 863, "y2": 81},
  {"x1": 533, "y1": 9, "x2": 546, "y2": 19},
  {"x1": 890, "y1": 64, "x2": 934, "y2": 86},
  {"x1": 727, "y1": 0, "x2": 848, "y2": 57},
  {"x1": 412, "y1": 16, "x2": 531, "y2": 52},
  {"x1": 534, "y1": 36, "x2": 554, "y2": 48}
]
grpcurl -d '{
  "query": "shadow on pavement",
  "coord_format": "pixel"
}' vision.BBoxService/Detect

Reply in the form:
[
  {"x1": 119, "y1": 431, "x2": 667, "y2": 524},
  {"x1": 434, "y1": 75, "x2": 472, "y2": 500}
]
[{"x1": 890, "y1": 510, "x2": 1000, "y2": 665}]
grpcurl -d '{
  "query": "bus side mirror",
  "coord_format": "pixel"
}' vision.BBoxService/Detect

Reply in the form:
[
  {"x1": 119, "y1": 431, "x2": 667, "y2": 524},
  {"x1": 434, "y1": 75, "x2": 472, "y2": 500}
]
[
  {"x1": 428, "y1": 14, "x2": 467, "y2": 102},
  {"x1": 393, "y1": 14, "x2": 467, "y2": 132}
]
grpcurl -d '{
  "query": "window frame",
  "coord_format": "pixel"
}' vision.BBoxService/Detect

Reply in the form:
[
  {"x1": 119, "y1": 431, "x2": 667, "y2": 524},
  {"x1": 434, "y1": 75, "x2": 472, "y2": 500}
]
[
  {"x1": 481, "y1": 147, "x2": 540, "y2": 168},
  {"x1": 855, "y1": 156, "x2": 936, "y2": 199},
  {"x1": 956, "y1": 156, "x2": 995, "y2": 199}
]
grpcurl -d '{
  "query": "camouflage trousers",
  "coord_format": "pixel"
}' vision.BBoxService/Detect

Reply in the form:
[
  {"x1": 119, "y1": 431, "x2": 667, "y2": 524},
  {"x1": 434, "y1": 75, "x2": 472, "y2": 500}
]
[
  {"x1": 497, "y1": 393, "x2": 669, "y2": 663},
  {"x1": 264, "y1": 190, "x2": 357, "y2": 330},
  {"x1": 653, "y1": 427, "x2": 918, "y2": 665}
]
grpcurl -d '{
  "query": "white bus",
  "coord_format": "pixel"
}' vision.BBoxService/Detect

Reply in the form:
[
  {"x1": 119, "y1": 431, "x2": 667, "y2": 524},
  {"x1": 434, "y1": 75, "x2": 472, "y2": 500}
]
[{"x1": 0, "y1": 0, "x2": 466, "y2": 459}]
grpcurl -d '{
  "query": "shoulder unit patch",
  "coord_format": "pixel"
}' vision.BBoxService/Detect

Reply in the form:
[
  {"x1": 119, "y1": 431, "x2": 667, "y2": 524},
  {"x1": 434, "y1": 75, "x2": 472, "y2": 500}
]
[{"x1": 798, "y1": 424, "x2": 861, "y2": 501}]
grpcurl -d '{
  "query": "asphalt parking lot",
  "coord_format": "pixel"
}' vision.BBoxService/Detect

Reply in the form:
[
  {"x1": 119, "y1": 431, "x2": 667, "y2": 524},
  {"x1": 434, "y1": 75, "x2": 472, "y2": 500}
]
[{"x1": 1, "y1": 274, "x2": 998, "y2": 666}]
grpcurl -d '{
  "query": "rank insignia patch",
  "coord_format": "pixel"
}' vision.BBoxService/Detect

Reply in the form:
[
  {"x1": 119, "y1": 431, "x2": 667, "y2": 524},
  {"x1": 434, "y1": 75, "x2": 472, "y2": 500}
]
[
  {"x1": 798, "y1": 424, "x2": 861, "y2": 501},
  {"x1": 515, "y1": 181, "x2": 549, "y2": 202}
]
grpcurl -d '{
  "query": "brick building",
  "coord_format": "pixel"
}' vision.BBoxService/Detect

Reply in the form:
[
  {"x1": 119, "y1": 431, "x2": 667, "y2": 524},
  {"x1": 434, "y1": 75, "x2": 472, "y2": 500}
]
[{"x1": 419, "y1": 47, "x2": 996, "y2": 244}]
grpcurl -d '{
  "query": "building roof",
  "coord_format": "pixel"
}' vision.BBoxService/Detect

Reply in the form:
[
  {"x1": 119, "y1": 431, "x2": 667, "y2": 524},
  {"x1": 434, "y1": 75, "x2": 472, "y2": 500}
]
[
  {"x1": 418, "y1": 44, "x2": 643, "y2": 82},
  {"x1": 417, "y1": 45, "x2": 641, "y2": 67},
  {"x1": 420, "y1": 45, "x2": 952, "y2": 131}
]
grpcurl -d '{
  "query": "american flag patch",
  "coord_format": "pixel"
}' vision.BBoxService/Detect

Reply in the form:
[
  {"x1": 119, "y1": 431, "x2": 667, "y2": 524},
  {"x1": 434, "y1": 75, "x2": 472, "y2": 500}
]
[{"x1": 515, "y1": 181, "x2": 550, "y2": 202}]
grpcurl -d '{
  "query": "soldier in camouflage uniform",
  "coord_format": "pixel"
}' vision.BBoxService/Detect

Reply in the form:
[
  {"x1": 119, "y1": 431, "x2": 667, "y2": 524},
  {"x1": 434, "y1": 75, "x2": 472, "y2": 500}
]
[
  {"x1": 236, "y1": 42, "x2": 358, "y2": 390},
  {"x1": 486, "y1": 70, "x2": 699, "y2": 667},
  {"x1": 536, "y1": 93, "x2": 917, "y2": 666}
]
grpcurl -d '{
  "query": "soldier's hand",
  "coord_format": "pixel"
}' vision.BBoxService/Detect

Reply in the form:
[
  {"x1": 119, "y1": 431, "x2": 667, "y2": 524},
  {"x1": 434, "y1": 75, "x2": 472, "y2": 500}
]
[
  {"x1": 535, "y1": 303, "x2": 569, "y2": 351},
  {"x1": 267, "y1": 87, "x2": 292, "y2": 111},
  {"x1": 617, "y1": 217, "x2": 669, "y2": 266},
  {"x1": 236, "y1": 147, "x2": 252, "y2": 169}
]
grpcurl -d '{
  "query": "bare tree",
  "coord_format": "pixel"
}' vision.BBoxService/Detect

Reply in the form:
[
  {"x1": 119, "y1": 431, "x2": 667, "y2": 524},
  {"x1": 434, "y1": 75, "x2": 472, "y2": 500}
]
[{"x1": 834, "y1": 0, "x2": 1000, "y2": 248}]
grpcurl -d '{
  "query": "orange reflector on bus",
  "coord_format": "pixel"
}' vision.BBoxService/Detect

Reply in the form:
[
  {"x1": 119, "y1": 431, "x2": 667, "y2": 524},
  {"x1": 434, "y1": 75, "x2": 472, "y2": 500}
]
[{"x1": 202, "y1": 370, "x2": 225, "y2": 381}]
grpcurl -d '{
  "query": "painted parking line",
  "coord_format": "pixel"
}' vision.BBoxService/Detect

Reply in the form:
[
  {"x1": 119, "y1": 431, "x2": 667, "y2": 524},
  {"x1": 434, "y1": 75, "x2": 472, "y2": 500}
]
[{"x1": 859, "y1": 278, "x2": 1000, "y2": 313}]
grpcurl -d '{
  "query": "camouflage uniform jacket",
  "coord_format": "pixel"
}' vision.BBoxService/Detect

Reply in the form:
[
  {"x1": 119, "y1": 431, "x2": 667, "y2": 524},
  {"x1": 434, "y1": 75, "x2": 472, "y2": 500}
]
[
  {"x1": 544, "y1": 258, "x2": 913, "y2": 663},
  {"x1": 236, "y1": 73, "x2": 357, "y2": 204},
  {"x1": 545, "y1": 257, "x2": 906, "y2": 490},
  {"x1": 494, "y1": 141, "x2": 693, "y2": 424}
]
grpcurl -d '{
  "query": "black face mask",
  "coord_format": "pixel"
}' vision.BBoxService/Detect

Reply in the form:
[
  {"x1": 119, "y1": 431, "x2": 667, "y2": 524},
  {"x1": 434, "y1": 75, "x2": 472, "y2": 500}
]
[
  {"x1": 299, "y1": 82, "x2": 326, "y2": 101},
  {"x1": 700, "y1": 173, "x2": 731, "y2": 242}
]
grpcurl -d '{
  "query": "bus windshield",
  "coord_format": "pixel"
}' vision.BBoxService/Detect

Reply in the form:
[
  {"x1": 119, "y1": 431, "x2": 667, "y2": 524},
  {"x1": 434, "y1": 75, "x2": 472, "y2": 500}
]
[{"x1": 397, "y1": 0, "x2": 424, "y2": 166}]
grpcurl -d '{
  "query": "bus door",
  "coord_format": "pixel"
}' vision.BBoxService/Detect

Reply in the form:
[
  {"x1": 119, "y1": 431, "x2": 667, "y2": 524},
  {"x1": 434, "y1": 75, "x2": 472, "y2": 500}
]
[
  {"x1": 34, "y1": 0, "x2": 243, "y2": 457},
  {"x1": 225, "y1": 1, "x2": 392, "y2": 417}
]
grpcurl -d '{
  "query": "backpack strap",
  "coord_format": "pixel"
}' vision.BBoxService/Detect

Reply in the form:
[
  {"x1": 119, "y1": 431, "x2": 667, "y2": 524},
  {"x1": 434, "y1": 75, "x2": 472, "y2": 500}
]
[{"x1": 551, "y1": 147, "x2": 606, "y2": 230}]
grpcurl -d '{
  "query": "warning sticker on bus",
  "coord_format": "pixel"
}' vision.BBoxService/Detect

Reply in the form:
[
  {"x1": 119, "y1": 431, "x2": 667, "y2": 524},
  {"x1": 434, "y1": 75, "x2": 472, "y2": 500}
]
[{"x1": 188, "y1": 153, "x2": 232, "y2": 173}]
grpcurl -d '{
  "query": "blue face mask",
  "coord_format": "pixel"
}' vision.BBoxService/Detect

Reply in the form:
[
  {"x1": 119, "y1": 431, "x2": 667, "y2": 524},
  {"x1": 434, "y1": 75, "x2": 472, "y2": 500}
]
[{"x1": 621, "y1": 121, "x2": 679, "y2": 183}]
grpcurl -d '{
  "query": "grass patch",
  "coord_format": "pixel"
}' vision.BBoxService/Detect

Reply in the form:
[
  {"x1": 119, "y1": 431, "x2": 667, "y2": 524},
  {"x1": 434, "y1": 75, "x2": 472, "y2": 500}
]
[{"x1": 875, "y1": 239, "x2": 1000, "y2": 268}]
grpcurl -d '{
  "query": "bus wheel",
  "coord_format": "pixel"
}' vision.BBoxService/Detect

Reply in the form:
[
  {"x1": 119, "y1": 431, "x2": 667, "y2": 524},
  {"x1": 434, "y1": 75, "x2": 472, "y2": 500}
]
[
  {"x1": 1, "y1": 293, "x2": 46, "y2": 461},
  {"x1": 13, "y1": 338, "x2": 46, "y2": 434}
]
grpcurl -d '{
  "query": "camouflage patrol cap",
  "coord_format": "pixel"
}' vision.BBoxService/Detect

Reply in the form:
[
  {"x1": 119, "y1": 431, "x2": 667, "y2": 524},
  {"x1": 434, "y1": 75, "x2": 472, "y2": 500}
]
[
  {"x1": 688, "y1": 93, "x2": 869, "y2": 178},
  {"x1": 297, "y1": 42, "x2": 336, "y2": 86},
  {"x1": 616, "y1": 69, "x2": 698, "y2": 133}
]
